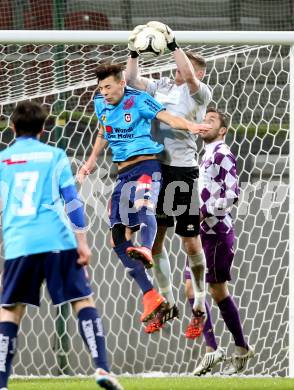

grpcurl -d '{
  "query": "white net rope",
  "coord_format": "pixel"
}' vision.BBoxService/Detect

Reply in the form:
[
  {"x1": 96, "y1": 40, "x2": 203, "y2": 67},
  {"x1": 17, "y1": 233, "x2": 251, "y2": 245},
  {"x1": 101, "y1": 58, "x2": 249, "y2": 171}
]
[
  {"x1": 0, "y1": 42, "x2": 261, "y2": 105},
  {"x1": 0, "y1": 44, "x2": 289, "y2": 376}
]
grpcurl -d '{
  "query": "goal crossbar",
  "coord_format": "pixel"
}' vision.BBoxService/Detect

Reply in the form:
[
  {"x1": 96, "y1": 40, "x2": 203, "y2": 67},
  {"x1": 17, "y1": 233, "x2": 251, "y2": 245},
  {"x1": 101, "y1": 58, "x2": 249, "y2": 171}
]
[{"x1": 0, "y1": 30, "x2": 294, "y2": 45}]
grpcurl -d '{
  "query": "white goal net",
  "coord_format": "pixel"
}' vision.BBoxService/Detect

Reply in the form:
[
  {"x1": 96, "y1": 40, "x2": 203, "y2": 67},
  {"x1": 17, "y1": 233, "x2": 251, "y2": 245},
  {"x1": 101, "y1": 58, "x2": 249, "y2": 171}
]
[{"x1": 0, "y1": 40, "x2": 289, "y2": 377}]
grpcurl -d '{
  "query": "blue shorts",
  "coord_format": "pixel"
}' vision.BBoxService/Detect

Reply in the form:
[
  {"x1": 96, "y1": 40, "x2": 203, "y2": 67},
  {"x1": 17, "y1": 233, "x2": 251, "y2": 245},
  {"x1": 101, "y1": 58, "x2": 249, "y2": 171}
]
[
  {"x1": 109, "y1": 159, "x2": 162, "y2": 229},
  {"x1": 1, "y1": 249, "x2": 93, "y2": 307}
]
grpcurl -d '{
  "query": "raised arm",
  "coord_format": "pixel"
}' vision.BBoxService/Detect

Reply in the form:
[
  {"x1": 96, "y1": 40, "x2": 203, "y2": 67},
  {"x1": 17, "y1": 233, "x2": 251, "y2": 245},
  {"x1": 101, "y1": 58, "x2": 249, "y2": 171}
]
[
  {"x1": 172, "y1": 49, "x2": 200, "y2": 94},
  {"x1": 125, "y1": 26, "x2": 150, "y2": 91},
  {"x1": 147, "y1": 21, "x2": 201, "y2": 95},
  {"x1": 125, "y1": 56, "x2": 149, "y2": 90}
]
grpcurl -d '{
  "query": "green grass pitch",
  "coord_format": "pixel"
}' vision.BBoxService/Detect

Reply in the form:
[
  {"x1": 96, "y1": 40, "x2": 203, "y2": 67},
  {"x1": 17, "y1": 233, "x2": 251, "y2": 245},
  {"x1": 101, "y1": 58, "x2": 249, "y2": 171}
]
[{"x1": 8, "y1": 377, "x2": 294, "y2": 390}]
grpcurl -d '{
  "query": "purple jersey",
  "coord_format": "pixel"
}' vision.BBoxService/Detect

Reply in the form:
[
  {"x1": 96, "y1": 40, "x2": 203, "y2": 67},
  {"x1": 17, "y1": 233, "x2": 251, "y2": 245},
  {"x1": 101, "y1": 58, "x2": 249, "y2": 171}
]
[{"x1": 199, "y1": 141, "x2": 239, "y2": 235}]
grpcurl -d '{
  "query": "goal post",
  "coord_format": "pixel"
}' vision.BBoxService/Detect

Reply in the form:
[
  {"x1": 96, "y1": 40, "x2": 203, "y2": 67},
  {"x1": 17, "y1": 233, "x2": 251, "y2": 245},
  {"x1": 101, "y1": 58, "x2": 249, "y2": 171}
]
[
  {"x1": 1, "y1": 30, "x2": 294, "y2": 44},
  {"x1": 289, "y1": 44, "x2": 294, "y2": 378},
  {"x1": 0, "y1": 30, "x2": 293, "y2": 377}
]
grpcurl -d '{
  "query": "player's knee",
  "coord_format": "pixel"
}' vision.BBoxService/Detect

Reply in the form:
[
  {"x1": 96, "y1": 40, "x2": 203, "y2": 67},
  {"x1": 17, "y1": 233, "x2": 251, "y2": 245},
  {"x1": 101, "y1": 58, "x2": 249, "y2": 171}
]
[
  {"x1": 152, "y1": 239, "x2": 164, "y2": 256},
  {"x1": 182, "y1": 235, "x2": 202, "y2": 255},
  {"x1": 71, "y1": 296, "x2": 95, "y2": 315},
  {"x1": 0, "y1": 305, "x2": 25, "y2": 325},
  {"x1": 109, "y1": 235, "x2": 115, "y2": 248},
  {"x1": 112, "y1": 224, "x2": 127, "y2": 246},
  {"x1": 209, "y1": 286, "x2": 218, "y2": 302},
  {"x1": 152, "y1": 226, "x2": 167, "y2": 255},
  {"x1": 125, "y1": 227, "x2": 133, "y2": 241},
  {"x1": 209, "y1": 282, "x2": 229, "y2": 303},
  {"x1": 134, "y1": 199, "x2": 154, "y2": 211}
]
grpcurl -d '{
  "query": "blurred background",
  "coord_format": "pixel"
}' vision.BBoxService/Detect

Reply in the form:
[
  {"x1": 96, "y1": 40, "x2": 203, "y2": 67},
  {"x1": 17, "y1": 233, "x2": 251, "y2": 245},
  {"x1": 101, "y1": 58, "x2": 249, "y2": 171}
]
[{"x1": 0, "y1": 0, "x2": 293, "y2": 31}]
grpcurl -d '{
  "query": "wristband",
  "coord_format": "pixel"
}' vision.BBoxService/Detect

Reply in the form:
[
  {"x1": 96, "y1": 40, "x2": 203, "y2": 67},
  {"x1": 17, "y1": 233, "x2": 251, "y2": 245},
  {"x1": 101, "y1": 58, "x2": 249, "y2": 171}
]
[
  {"x1": 130, "y1": 50, "x2": 139, "y2": 58},
  {"x1": 167, "y1": 40, "x2": 179, "y2": 52}
]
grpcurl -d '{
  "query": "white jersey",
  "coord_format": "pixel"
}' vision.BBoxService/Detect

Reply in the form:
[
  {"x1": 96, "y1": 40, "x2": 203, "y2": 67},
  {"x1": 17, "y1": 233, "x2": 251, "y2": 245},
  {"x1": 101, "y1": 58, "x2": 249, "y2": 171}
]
[{"x1": 145, "y1": 77, "x2": 212, "y2": 167}]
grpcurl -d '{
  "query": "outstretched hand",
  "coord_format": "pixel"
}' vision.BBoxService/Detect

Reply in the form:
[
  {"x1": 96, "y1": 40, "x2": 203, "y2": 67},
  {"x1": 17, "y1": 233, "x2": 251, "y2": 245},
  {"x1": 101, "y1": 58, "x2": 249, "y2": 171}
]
[
  {"x1": 77, "y1": 243, "x2": 92, "y2": 266},
  {"x1": 187, "y1": 123, "x2": 212, "y2": 134},
  {"x1": 147, "y1": 21, "x2": 178, "y2": 51},
  {"x1": 128, "y1": 24, "x2": 146, "y2": 53},
  {"x1": 77, "y1": 158, "x2": 96, "y2": 184}
]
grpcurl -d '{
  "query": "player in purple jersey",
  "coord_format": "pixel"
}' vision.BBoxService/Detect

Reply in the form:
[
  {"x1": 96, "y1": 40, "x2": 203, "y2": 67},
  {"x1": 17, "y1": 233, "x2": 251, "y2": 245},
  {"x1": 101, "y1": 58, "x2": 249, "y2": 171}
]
[
  {"x1": 78, "y1": 63, "x2": 211, "y2": 328},
  {"x1": 0, "y1": 101, "x2": 123, "y2": 390},
  {"x1": 185, "y1": 107, "x2": 254, "y2": 375}
]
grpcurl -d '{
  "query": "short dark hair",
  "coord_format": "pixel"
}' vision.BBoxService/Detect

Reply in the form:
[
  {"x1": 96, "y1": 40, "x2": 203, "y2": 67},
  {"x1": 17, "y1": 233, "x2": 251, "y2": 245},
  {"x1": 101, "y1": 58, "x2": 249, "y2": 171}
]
[
  {"x1": 206, "y1": 107, "x2": 229, "y2": 128},
  {"x1": 11, "y1": 101, "x2": 47, "y2": 136},
  {"x1": 95, "y1": 62, "x2": 125, "y2": 82},
  {"x1": 186, "y1": 52, "x2": 207, "y2": 69}
]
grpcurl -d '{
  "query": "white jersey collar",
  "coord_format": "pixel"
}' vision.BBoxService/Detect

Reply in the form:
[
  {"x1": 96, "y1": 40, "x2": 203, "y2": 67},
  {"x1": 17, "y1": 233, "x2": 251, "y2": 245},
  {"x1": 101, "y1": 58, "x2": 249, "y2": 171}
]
[{"x1": 205, "y1": 140, "x2": 224, "y2": 153}]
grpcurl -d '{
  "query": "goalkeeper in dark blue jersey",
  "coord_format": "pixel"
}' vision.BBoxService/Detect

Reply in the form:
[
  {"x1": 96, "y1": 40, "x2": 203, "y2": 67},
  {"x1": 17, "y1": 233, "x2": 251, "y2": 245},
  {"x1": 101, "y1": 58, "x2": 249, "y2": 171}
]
[{"x1": 0, "y1": 101, "x2": 123, "y2": 390}]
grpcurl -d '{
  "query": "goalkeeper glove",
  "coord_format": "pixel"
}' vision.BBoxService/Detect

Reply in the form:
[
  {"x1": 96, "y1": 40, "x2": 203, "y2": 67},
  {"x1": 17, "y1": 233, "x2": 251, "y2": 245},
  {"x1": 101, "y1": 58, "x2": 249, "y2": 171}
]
[
  {"x1": 147, "y1": 21, "x2": 179, "y2": 51},
  {"x1": 128, "y1": 24, "x2": 146, "y2": 58}
]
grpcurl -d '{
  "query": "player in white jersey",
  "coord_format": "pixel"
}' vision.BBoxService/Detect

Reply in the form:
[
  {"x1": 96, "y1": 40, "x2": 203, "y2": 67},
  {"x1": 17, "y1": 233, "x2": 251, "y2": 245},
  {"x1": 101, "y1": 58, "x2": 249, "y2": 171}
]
[
  {"x1": 185, "y1": 108, "x2": 254, "y2": 375},
  {"x1": 126, "y1": 21, "x2": 212, "y2": 333}
]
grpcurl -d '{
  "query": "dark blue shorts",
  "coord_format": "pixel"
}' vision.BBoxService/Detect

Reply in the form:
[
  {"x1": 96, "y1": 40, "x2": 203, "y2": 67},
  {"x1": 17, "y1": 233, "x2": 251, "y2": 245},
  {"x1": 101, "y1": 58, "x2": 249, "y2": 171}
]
[
  {"x1": 1, "y1": 249, "x2": 93, "y2": 307},
  {"x1": 185, "y1": 231, "x2": 235, "y2": 283},
  {"x1": 109, "y1": 159, "x2": 162, "y2": 228}
]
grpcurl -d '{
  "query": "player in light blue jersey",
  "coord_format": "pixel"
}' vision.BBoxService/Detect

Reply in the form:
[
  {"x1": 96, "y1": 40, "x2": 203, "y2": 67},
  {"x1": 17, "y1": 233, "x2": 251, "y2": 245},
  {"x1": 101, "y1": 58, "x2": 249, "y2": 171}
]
[
  {"x1": 78, "y1": 63, "x2": 211, "y2": 327},
  {"x1": 0, "y1": 101, "x2": 123, "y2": 390}
]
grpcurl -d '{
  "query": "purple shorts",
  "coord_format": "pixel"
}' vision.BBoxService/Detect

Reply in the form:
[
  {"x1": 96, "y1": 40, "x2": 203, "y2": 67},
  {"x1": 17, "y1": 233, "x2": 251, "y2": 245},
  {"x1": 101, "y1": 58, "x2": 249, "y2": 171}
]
[{"x1": 185, "y1": 230, "x2": 235, "y2": 283}]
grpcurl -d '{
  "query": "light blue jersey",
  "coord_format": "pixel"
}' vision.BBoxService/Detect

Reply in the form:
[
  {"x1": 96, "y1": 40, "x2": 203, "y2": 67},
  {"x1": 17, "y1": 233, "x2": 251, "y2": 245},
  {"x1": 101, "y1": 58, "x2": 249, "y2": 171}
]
[
  {"x1": 0, "y1": 137, "x2": 77, "y2": 260},
  {"x1": 94, "y1": 86, "x2": 165, "y2": 162}
]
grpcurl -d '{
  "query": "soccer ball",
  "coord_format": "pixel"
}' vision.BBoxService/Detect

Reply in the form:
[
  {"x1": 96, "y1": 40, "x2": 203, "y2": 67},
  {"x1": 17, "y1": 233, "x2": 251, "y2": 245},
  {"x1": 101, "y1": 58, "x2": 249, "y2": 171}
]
[{"x1": 133, "y1": 26, "x2": 167, "y2": 58}]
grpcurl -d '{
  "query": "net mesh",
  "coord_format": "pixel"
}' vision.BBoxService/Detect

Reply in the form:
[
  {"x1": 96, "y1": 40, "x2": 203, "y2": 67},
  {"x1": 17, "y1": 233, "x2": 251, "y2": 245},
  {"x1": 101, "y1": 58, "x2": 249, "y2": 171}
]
[
  {"x1": 0, "y1": 42, "x2": 264, "y2": 105},
  {"x1": 0, "y1": 41, "x2": 289, "y2": 376}
]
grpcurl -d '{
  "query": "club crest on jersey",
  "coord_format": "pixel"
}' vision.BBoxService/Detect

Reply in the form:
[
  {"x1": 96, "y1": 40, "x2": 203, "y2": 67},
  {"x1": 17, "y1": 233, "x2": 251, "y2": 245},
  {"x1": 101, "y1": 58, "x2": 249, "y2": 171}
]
[
  {"x1": 123, "y1": 96, "x2": 135, "y2": 110},
  {"x1": 124, "y1": 113, "x2": 132, "y2": 123},
  {"x1": 101, "y1": 115, "x2": 107, "y2": 123}
]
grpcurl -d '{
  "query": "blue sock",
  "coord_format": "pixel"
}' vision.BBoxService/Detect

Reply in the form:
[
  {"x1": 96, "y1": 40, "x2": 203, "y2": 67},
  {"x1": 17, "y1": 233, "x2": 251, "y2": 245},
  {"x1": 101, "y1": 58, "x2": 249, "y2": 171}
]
[
  {"x1": 137, "y1": 206, "x2": 157, "y2": 249},
  {"x1": 0, "y1": 321, "x2": 18, "y2": 388},
  {"x1": 114, "y1": 240, "x2": 153, "y2": 293},
  {"x1": 78, "y1": 307, "x2": 109, "y2": 372}
]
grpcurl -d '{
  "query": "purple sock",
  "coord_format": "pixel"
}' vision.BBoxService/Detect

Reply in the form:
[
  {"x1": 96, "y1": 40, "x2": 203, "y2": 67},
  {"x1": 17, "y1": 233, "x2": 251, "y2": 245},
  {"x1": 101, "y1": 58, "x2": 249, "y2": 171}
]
[
  {"x1": 114, "y1": 240, "x2": 153, "y2": 293},
  {"x1": 78, "y1": 307, "x2": 109, "y2": 372},
  {"x1": 0, "y1": 322, "x2": 18, "y2": 388},
  {"x1": 137, "y1": 207, "x2": 157, "y2": 249},
  {"x1": 218, "y1": 296, "x2": 248, "y2": 349},
  {"x1": 188, "y1": 298, "x2": 217, "y2": 350},
  {"x1": 203, "y1": 301, "x2": 218, "y2": 350}
]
